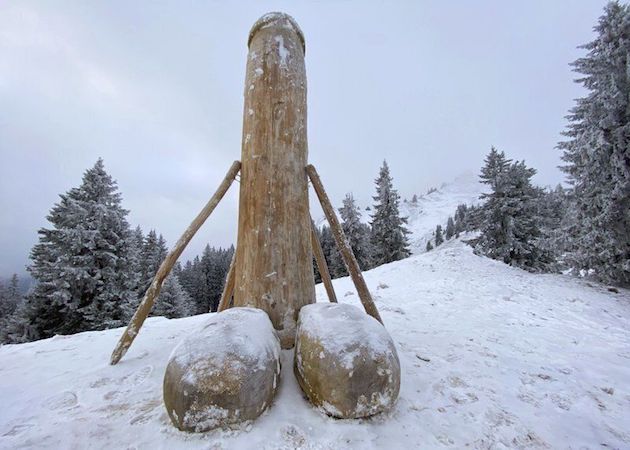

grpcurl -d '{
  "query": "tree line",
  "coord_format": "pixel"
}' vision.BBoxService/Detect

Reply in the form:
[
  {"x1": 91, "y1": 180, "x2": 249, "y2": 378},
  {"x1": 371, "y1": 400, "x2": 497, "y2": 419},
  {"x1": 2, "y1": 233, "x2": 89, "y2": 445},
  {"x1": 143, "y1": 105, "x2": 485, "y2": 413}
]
[
  {"x1": 313, "y1": 160, "x2": 411, "y2": 281},
  {"x1": 0, "y1": 160, "x2": 233, "y2": 344},
  {"x1": 0, "y1": 158, "x2": 411, "y2": 344}
]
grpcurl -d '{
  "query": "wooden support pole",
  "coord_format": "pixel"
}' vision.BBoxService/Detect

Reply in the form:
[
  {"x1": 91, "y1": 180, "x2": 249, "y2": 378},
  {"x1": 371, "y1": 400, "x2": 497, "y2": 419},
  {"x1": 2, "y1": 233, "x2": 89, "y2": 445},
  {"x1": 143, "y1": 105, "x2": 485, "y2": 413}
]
[
  {"x1": 306, "y1": 164, "x2": 383, "y2": 324},
  {"x1": 217, "y1": 253, "x2": 236, "y2": 312},
  {"x1": 310, "y1": 220, "x2": 337, "y2": 303},
  {"x1": 110, "y1": 160, "x2": 241, "y2": 365}
]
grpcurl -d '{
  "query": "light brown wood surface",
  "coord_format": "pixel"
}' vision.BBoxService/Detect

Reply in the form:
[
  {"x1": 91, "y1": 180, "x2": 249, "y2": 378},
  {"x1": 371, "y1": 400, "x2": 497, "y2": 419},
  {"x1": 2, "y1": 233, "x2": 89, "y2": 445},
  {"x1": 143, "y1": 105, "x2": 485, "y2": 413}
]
[
  {"x1": 234, "y1": 13, "x2": 314, "y2": 348},
  {"x1": 217, "y1": 253, "x2": 236, "y2": 312}
]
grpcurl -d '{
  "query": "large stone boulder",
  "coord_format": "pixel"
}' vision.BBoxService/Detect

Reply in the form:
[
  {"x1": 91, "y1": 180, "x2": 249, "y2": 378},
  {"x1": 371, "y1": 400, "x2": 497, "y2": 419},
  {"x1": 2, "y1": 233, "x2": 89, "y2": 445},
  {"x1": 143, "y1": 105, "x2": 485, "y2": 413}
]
[
  {"x1": 294, "y1": 303, "x2": 400, "y2": 418},
  {"x1": 163, "y1": 307, "x2": 281, "y2": 432}
]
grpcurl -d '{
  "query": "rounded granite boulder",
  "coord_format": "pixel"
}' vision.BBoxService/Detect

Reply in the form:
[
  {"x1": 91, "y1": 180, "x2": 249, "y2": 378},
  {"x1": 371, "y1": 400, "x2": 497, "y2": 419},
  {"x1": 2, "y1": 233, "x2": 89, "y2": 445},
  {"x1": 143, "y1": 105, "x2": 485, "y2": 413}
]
[
  {"x1": 163, "y1": 307, "x2": 281, "y2": 432},
  {"x1": 294, "y1": 303, "x2": 400, "y2": 418}
]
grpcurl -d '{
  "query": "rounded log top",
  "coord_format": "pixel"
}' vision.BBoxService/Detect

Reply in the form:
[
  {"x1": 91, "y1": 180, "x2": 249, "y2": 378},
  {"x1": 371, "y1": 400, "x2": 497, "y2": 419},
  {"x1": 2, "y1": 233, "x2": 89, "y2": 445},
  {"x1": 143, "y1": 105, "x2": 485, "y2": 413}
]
[{"x1": 248, "y1": 12, "x2": 306, "y2": 54}]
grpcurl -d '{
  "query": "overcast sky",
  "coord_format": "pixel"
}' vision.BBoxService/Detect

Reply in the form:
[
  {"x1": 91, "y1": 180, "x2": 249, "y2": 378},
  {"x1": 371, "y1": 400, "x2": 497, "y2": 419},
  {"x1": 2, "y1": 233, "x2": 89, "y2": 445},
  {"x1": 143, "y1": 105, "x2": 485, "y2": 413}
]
[{"x1": 0, "y1": 1, "x2": 608, "y2": 275}]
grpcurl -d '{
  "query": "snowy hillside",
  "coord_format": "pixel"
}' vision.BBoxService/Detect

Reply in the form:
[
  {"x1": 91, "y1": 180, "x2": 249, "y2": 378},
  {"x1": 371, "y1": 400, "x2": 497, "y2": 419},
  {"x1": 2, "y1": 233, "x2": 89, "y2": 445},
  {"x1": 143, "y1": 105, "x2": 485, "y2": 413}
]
[
  {"x1": 1, "y1": 239, "x2": 628, "y2": 449},
  {"x1": 400, "y1": 171, "x2": 487, "y2": 253}
]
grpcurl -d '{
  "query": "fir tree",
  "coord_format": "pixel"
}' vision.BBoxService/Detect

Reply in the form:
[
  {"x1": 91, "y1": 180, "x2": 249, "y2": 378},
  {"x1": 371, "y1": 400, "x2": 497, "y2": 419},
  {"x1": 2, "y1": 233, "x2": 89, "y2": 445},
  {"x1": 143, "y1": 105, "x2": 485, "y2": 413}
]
[
  {"x1": 339, "y1": 193, "x2": 372, "y2": 271},
  {"x1": 434, "y1": 225, "x2": 444, "y2": 246},
  {"x1": 475, "y1": 151, "x2": 552, "y2": 271},
  {"x1": 445, "y1": 216, "x2": 455, "y2": 240},
  {"x1": 558, "y1": 1, "x2": 630, "y2": 286},
  {"x1": 151, "y1": 274, "x2": 193, "y2": 319},
  {"x1": 425, "y1": 240, "x2": 433, "y2": 251},
  {"x1": 10, "y1": 159, "x2": 137, "y2": 342},
  {"x1": 370, "y1": 160, "x2": 411, "y2": 266}
]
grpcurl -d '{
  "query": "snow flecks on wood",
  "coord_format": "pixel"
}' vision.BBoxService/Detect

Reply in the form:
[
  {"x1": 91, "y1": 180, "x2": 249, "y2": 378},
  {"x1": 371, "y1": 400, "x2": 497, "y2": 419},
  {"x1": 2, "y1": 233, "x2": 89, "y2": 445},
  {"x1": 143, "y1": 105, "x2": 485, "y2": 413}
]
[{"x1": 234, "y1": 12, "x2": 313, "y2": 349}]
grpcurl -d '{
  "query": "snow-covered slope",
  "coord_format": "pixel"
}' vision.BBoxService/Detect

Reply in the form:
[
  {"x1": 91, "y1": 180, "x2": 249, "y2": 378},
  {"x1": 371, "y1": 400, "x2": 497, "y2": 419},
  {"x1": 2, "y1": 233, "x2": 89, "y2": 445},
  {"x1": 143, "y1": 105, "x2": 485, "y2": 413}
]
[
  {"x1": 401, "y1": 171, "x2": 487, "y2": 253},
  {"x1": 1, "y1": 240, "x2": 629, "y2": 449}
]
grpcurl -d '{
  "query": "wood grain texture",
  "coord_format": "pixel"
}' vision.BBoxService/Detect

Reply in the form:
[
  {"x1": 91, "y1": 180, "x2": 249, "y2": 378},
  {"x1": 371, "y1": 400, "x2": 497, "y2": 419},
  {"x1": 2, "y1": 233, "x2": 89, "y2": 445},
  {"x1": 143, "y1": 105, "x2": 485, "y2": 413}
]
[
  {"x1": 110, "y1": 160, "x2": 241, "y2": 365},
  {"x1": 311, "y1": 220, "x2": 337, "y2": 303},
  {"x1": 234, "y1": 13, "x2": 315, "y2": 349},
  {"x1": 306, "y1": 164, "x2": 383, "y2": 325}
]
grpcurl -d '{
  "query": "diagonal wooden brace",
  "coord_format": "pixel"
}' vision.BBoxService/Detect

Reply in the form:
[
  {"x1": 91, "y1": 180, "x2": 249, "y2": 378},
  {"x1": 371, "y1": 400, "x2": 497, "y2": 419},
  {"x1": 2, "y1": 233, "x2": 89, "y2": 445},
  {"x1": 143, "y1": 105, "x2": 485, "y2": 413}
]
[
  {"x1": 110, "y1": 160, "x2": 241, "y2": 365},
  {"x1": 217, "y1": 252, "x2": 236, "y2": 312},
  {"x1": 310, "y1": 219, "x2": 337, "y2": 303},
  {"x1": 306, "y1": 164, "x2": 383, "y2": 324}
]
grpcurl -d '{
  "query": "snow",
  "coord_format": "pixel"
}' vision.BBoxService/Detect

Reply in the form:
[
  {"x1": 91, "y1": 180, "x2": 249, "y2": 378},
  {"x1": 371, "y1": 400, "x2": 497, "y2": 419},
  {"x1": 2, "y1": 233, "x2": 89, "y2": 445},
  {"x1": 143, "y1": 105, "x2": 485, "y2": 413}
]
[
  {"x1": 274, "y1": 35, "x2": 289, "y2": 67},
  {"x1": 400, "y1": 171, "x2": 487, "y2": 253},
  {"x1": 297, "y1": 303, "x2": 393, "y2": 372},
  {"x1": 1, "y1": 237, "x2": 628, "y2": 448},
  {"x1": 168, "y1": 307, "x2": 280, "y2": 382}
]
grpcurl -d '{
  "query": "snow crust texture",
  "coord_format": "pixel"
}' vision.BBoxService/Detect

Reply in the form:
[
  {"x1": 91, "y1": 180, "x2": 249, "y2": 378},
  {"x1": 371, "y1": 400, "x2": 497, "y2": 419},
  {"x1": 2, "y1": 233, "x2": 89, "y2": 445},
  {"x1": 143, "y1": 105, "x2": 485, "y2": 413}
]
[
  {"x1": 163, "y1": 307, "x2": 280, "y2": 432},
  {"x1": 294, "y1": 303, "x2": 400, "y2": 418},
  {"x1": 0, "y1": 240, "x2": 628, "y2": 448}
]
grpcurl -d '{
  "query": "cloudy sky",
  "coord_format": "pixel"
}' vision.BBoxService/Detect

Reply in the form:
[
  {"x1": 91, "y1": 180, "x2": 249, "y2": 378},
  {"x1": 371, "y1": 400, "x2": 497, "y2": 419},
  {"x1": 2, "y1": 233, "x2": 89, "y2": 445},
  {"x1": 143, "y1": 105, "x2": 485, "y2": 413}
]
[{"x1": 0, "y1": 1, "x2": 608, "y2": 275}]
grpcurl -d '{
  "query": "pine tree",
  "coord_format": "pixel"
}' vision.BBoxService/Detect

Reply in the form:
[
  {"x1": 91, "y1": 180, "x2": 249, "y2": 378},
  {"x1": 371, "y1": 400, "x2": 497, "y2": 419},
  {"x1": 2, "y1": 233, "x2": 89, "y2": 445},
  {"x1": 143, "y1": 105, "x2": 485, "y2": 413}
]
[
  {"x1": 138, "y1": 230, "x2": 168, "y2": 296},
  {"x1": 11, "y1": 159, "x2": 137, "y2": 342},
  {"x1": 425, "y1": 241, "x2": 433, "y2": 251},
  {"x1": 475, "y1": 152, "x2": 552, "y2": 271},
  {"x1": 558, "y1": 1, "x2": 630, "y2": 286},
  {"x1": 339, "y1": 193, "x2": 372, "y2": 271},
  {"x1": 445, "y1": 216, "x2": 455, "y2": 240},
  {"x1": 434, "y1": 225, "x2": 444, "y2": 246},
  {"x1": 0, "y1": 274, "x2": 20, "y2": 319},
  {"x1": 151, "y1": 274, "x2": 193, "y2": 319},
  {"x1": 370, "y1": 160, "x2": 411, "y2": 266}
]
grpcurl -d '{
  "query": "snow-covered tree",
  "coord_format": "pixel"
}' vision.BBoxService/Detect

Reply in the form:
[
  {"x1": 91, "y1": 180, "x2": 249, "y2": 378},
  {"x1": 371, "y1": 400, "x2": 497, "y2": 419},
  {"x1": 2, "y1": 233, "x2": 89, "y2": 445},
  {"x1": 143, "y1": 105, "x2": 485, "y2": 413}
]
[
  {"x1": 475, "y1": 152, "x2": 552, "y2": 271},
  {"x1": 151, "y1": 274, "x2": 193, "y2": 319},
  {"x1": 8, "y1": 159, "x2": 137, "y2": 342},
  {"x1": 0, "y1": 274, "x2": 20, "y2": 320},
  {"x1": 339, "y1": 193, "x2": 372, "y2": 271},
  {"x1": 425, "y1": 240, "x2": 433, "y2": 252},
  {"x1": 445, "y1": 216, "x2": 455, "y2": 240},
  {"x1": 134, "y1": 230, "x2": 194, "y2": 317},
  {"x1": 558, "y1": 1, "x2": 630, "y2": 286},
  {"x1": 434, "y1": 225, "x2": 444, "y2": 246},
  {"x1": 370, "y1": 161, "x2": 411, "y2": 266}
]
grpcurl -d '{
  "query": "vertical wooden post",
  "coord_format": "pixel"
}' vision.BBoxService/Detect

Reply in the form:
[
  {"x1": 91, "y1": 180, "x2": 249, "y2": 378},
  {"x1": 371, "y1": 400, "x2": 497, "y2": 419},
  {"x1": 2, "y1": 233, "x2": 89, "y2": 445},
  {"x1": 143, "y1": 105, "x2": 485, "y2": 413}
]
[
  {"x1": 306, "y1": 164, "x2": 383, "y2": 324},
  {"x1": 110, "y1": 160, "x2": 241, "y2": 365},
  {"x1": 217, "y1": 253, "x2": 236, "y2": 312},
  {"x1": 310, "y1": 221, "x2": 337, "y2": 303},
  {"x1": 233, "y1": 13, "x2": 314, "y2": 349}
]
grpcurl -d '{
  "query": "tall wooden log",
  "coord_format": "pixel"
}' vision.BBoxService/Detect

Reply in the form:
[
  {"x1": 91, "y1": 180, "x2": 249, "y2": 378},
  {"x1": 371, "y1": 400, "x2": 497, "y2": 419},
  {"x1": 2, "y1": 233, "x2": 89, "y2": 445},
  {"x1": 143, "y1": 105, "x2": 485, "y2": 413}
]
[
  {"x1": 233, "y1": 13, "x2": 314, "y2": 349},
  {"x1": 217, "y1": 253, "x2": 236, "y2": 312},
  {"x1": 306, "y1": 164, "x2": 383, "y2": 324},
  {"x1": 110, "y1": 160, "x2": 241, "y2": 365},
  {"x1": 310, "y1": 220, "x2": 337, "y2": 303}
]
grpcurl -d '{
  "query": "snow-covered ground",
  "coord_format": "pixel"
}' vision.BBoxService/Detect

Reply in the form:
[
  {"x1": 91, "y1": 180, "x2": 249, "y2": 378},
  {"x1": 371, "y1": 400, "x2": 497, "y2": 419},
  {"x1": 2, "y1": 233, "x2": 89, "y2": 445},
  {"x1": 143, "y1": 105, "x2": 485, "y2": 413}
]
[
  {"x1": 1, "y1": 239, "x2": 629, "y2": 449},
  {"x1": 401, "y1": 171, "x2": 487, "y2": 253}
]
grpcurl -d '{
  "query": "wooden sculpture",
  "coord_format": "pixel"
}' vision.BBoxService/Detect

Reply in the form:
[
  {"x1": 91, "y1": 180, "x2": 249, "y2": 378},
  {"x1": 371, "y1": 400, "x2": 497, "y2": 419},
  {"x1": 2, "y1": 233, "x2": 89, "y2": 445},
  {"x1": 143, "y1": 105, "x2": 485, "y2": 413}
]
[{"x1": 109, "y1": 12, "x2": 399, "y2": 431}]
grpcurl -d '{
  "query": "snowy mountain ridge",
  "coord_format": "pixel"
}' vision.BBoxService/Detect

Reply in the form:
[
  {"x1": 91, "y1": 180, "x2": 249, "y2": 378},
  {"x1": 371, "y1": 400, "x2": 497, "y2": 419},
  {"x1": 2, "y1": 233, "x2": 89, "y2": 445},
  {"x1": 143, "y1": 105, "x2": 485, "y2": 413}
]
[
  {"x1": 314, "y1": 171, "x2": 487, "y2": 253},
  {"x1": 400, "y1": 171, "x2": 487, "y2": 253}
]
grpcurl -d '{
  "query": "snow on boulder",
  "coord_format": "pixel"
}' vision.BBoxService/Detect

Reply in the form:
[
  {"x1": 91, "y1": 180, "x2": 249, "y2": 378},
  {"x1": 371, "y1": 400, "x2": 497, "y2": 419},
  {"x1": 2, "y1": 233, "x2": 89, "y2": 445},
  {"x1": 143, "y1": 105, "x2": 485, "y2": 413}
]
[
  {"x1": 294, "y1": 303, "x2": 400, "y2": 418},
  {"x1": 163, "y1": 307, "x2": 281, "y2": 432}
]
